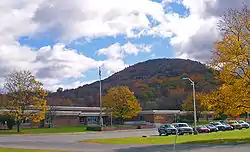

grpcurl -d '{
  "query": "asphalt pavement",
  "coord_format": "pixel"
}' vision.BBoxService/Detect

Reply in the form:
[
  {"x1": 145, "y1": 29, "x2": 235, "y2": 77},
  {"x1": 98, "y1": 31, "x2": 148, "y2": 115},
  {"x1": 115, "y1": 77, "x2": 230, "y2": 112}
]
[{"x1": 0, "y1": 129, "x2": 249, "y2": 152}]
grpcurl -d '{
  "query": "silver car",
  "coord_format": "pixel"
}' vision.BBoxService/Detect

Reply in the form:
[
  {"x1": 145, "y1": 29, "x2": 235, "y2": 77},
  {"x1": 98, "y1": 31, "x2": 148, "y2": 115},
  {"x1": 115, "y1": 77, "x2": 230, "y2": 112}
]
[{"x1": 173, "y1": 123, "x2": 193, "y2": 135}]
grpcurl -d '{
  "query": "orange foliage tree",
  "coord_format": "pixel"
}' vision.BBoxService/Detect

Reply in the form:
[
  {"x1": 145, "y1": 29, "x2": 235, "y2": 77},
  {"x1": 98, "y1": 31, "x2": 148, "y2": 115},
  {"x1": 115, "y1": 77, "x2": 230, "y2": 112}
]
[
  {"x1": 103, "y1": 86, "x2": 142, "y2": 123},
  {"x1": 200, "y1": 6, "x2": 250, "y2": 116},
  {"x1": 3, "y1": 70, "x2": 48, "y2": 132}
]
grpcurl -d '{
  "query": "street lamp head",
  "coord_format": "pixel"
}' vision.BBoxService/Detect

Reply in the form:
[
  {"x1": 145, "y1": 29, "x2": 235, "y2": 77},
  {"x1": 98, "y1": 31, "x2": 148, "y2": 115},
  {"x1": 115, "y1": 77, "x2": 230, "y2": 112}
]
[{"x1": 182, "y1": 77, "x2": 189, "y2": 80}]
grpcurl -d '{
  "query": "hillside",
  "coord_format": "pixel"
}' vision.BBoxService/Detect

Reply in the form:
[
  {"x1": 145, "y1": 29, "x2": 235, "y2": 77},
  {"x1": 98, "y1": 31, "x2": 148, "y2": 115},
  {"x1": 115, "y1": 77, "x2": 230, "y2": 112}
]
[{"x1": 48, "y1": 58, "x2": 220, "y2": 110}]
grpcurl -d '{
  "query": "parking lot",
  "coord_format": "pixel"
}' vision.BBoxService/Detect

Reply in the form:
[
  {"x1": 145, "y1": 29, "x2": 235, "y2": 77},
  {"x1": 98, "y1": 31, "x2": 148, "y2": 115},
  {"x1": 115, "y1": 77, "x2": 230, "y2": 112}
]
[{"x1": 158, "y1": 120, "x2": 250, "y2": 136}]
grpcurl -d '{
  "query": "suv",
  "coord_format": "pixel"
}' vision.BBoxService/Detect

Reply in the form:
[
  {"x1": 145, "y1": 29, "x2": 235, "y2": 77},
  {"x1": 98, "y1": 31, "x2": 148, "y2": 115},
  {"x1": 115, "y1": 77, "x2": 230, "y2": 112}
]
[
  {"x1": 158, "y1": 124, "x2": 177, "y2": 136},
  {"x1": 173, "y1": 123, "x2": 193, "y2": 135}
]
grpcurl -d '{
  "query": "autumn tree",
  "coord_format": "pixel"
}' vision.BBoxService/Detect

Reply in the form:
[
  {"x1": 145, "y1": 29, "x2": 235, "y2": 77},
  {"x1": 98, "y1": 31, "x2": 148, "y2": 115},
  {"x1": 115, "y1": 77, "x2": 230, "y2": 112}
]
[
  {"x1": 201, "y1": 5, "x2": 250, "y2": 116},
  {"x1": 103, "y1": 86, "x2": 142, "y2": 124},
  {"x1": 3, "y1": 70, "x2": 48, "y2": 132},
  {"x1": 182, "y1": 94, "x2": 207, "y2": 121}
]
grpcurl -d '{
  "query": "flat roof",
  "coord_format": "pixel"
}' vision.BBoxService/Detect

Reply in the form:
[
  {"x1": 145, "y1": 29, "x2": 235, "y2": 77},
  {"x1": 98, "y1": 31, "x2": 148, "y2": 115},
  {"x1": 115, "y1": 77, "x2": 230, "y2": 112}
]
[
  {"x1": 51, "y1": 106, "x2": 100, "y2": 110},
  {"x1": 140, "y1": 110, "x2": 181, "y2": 115}
]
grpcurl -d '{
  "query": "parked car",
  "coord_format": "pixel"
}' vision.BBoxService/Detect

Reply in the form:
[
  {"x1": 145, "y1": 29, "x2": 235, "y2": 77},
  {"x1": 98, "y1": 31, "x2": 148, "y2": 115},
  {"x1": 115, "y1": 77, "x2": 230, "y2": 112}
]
[
  {"x1": 172, "y1": 123, "x2": 193, "y2": 135},
  {"x1": 158, "y1": 124, "x2": 177, "y2": 136},
  {"x1": 220, "y1": 122, "x2": 234, "y2": 130},
  {"x1": 227, "y1": 121, "x2": 242, "y2": 129},
  {"x1": 209, "y1": 122, "x2": 226, "y2": 131},
  {"x1": 237, "y1": 120, "x2": 250, "y2": 129},
  {"x1": 206, "y1": 124, "x2": 218, "y2": 132},
  {"x1": 194, "y1": 125, "x2": 210, "y2": 133}
]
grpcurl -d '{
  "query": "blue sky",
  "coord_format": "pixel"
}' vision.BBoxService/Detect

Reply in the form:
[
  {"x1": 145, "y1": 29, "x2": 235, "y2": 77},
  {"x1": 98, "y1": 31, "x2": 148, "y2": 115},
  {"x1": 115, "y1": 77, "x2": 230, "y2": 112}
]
[{"x1": 0, "y1": 0, "x2": 248, "y2": 91}]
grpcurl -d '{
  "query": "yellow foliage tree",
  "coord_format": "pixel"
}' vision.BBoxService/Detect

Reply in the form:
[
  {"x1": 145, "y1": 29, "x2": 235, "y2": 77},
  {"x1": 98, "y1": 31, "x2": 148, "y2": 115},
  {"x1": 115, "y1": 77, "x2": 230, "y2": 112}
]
[
  {"x1": 201, "y1": 6, "x2": 250, "y2": 116},
  {"x1": 182, "y1": 94, "x2": 207, "y2": 121},
  {"x1": 3, "y1": 70, "x2": 48, "y2": 132},
  {"x1": 103, "y1": 86, "x2": 142, "y2": 123}
]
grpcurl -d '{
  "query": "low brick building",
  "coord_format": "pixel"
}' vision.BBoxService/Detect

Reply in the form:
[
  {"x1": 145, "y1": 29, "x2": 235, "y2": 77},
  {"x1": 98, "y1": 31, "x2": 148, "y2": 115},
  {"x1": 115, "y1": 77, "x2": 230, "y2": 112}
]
[
  {"x1": 0, "y1": 105, "x2": 215, "y2": 128},
  {"x1": 137, "y1": 110, "x2": 181, "y2": 124},
  {"x1": 43, "y1": 106, "x2": 108, "y2": 127}
]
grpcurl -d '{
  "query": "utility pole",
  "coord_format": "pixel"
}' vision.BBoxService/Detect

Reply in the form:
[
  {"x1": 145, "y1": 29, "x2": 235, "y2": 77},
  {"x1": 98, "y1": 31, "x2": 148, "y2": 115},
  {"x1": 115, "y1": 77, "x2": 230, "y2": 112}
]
[
  {"x1": 111, "y1": 112, "x2": 113, "y2": 126},
  {"x1": 99, "y1": 66, "x2": 103, "y2": 126},
  {"x1": 183, "y1": 77, "x2": 197, "y2": 135}
]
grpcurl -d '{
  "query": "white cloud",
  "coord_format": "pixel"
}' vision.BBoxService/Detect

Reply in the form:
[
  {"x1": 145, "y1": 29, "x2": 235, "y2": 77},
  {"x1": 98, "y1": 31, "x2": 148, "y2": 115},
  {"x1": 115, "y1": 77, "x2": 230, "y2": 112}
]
[
  {"x1": 46, "y1": 80, "x2": 97, "y2": 92},
  {"x1": 148, "y1": 0, "x2": 250, "y2": 62},
  {"x1": 0, "y1": 42, "x2": 99, "y2": 89},
  {"x1": 0, "y1": 0, "x2": 157, "y2": 90},
  {"x1": 98, "y1": 42, "x2": 152, "y2": 59},
  {"x1": 97, "y1": 42, "x2": 151, "y2": 75},
  {"x1": 34, "y1": 44, "x2": 98, "y2": 79},
  {"x1": 32, "y1": 0, "x2": 166, "y2": 41},
  {"x1": 102, "y1": 59, "x2": 129, "y2": 76}
]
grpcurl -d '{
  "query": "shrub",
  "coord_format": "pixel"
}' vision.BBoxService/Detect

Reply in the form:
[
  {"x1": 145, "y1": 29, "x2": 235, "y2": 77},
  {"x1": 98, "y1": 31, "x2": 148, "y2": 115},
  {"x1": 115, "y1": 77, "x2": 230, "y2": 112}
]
[
  {"x1": 7, "y1": 118, "x2": 15, "y2": 130},
  {"x1": 86, "y1": 125, "x2": 102, "y2": 131}
]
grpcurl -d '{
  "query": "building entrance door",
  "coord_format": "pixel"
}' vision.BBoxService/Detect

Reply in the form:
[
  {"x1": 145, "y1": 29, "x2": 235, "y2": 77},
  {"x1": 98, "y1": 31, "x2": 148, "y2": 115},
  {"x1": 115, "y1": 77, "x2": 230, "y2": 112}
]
[{"x1": 87, "y1": 116, "x2": 98, "y2": 125}]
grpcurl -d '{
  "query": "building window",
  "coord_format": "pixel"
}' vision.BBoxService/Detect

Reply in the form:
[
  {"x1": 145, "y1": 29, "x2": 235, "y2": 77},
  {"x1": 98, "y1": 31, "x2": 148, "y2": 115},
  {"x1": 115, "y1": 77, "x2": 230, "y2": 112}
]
[
  {"x1": 138, "y1": 115, "x2": 144, "y2": 121},
  {"x1": 79, "y1": 117, "x2": 85, "y2": 123},
  {"x1": 87, "y1": 116, "x2": 99, "y2": 125}
]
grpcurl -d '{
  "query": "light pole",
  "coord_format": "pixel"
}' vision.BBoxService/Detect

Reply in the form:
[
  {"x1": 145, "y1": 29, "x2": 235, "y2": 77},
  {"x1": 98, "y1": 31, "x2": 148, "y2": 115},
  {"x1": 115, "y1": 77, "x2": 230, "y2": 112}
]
[
  {"x1": 99, "y1": 66, "x2": 103, "y2": 126},
  {"x1": 182, "y1": 77, "x2": 197, "y2": 134}
]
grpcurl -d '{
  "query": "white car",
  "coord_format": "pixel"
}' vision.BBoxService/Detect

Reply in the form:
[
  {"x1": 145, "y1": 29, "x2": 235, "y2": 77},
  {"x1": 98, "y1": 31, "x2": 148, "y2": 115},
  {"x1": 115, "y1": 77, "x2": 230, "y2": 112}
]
[
  {"x1": 172, "y1": 123, "x2": 194, "y2": 135},
  {"x1": 237, "y1": 120, "x2": 250, "y2": 129}
]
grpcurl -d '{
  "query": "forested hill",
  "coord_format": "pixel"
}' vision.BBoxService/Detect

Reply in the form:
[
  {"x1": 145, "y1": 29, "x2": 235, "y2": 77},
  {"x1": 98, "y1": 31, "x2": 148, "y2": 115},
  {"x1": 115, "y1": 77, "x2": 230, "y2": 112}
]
[{"x1": 48, "y1": 58, "x2": 220, "y2": 110}]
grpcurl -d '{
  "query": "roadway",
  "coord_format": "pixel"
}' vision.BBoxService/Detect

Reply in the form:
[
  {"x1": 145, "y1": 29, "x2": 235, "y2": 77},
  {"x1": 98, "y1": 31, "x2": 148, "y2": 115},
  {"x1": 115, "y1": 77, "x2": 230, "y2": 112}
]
[{"x1": 0, "y1": 129, "x2": 249, "y2": 152}]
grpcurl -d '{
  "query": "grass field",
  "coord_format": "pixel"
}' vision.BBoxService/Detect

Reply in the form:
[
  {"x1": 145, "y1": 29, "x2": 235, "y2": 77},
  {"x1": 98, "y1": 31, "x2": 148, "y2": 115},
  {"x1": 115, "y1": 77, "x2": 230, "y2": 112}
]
[
  {"x1": 82, "y1": 129, "x2": 250, "y2": 145},
  {"x1": 0, "y1": 148, "x2": 67, "y2": 152},
  {"x1": 0, "y1": 126, "x2": 87, "y2": 135}
]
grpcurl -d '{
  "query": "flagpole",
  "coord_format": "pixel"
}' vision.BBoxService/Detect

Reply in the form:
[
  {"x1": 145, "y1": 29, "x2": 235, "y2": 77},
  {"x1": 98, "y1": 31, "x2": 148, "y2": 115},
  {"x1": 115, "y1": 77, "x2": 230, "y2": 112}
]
[{"x1": 99, "y1": 66, "x2": 103, "y2": 126}]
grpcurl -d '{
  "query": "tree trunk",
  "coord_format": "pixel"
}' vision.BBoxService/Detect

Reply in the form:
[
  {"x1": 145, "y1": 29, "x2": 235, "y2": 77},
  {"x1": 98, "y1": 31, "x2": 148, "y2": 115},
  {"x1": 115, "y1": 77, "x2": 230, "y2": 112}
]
[
  {"x1": 118, "y1": 117, "x2": 124, "y2": 125},
  {"x1": 17, "y1": 120, "x2": 20, "y2": 133}
]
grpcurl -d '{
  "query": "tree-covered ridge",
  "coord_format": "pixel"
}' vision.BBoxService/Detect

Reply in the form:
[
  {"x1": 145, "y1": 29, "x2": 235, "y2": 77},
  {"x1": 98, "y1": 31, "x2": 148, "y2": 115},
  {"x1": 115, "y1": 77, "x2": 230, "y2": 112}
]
[{"x1": 48, "y1": 58, "x2": 220, "y2": 110}]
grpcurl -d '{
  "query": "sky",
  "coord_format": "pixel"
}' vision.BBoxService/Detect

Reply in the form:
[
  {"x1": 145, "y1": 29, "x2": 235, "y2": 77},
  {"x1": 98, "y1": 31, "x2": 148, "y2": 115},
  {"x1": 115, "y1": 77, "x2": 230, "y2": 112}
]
[{"x1": 0, "y1": 0, "x2": 249, "y2": 91}]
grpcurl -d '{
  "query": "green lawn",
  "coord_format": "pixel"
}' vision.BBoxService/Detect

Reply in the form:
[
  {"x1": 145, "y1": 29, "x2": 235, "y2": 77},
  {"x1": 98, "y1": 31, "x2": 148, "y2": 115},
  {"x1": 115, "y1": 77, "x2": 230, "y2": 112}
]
[
  {"x1": 82, "y1": 129, "x2": 250, "y2": 145},
  {"x1": 0, "y1": 126, "x2": 87, "y2": 135},
  {"x1": 0, "y1": 148, "x2": 67, "y2": 152}
]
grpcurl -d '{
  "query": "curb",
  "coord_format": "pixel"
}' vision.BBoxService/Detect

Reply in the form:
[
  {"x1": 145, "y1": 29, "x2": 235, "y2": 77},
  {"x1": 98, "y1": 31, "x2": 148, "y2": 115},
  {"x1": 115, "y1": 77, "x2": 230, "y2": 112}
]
[{"x1": 0, "y1": 128, "x2": 155, "y2": 136}]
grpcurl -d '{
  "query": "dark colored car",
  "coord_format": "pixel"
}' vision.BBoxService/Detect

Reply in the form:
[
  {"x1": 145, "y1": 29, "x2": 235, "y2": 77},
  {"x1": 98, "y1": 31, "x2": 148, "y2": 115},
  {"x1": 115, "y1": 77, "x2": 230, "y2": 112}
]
[
  {"x1": 227, "y1": 121, "x2": 242, "y2": 129},
  {"x1": 173, "y1": 123, "x2": 193, "y2": 135},
  {"x1": 220, "y1": 122, "x2": 234, "y2": 131},
  {"x1": 158, "y1": 124, "x2": 177, "y2": 136},
  {"x1": 206, "y1": 124, "x2": 218, "y2": 132},
  {"x1": 237, "y1": 120, "x2": 250, "y2": 129},
  {"x1": 209, "y1": 122, "x2": 226, "y2": 131},
  {"x1": 194, "y1": 125, "x2": 210, "y2": 133}
]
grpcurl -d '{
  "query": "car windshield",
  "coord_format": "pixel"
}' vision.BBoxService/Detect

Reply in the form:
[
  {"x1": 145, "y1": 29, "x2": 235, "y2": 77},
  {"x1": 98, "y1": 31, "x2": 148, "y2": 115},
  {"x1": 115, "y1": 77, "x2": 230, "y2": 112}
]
[
  {"x1": 238, "y1": 120, "x2": 245, "y2": 123},
  {"x1": 164, "y1": 124, "x2": 174, "y2": 128},
  {"x1": 213, "y1": 122, "x2": 222, "y2": 125},
  {"x1": 228, "y1": 121, "x2": 237, "y2": 124},
  {"x1": 176, "y1": 123, "x2": 188, "y2": 127}
]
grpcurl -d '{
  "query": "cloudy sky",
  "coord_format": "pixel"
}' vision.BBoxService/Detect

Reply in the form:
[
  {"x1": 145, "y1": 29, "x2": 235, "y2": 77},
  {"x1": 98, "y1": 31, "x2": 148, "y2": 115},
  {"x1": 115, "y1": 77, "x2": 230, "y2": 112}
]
[{"x1": 0, "y1": 0, "x2": 249, "y2": 91}]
